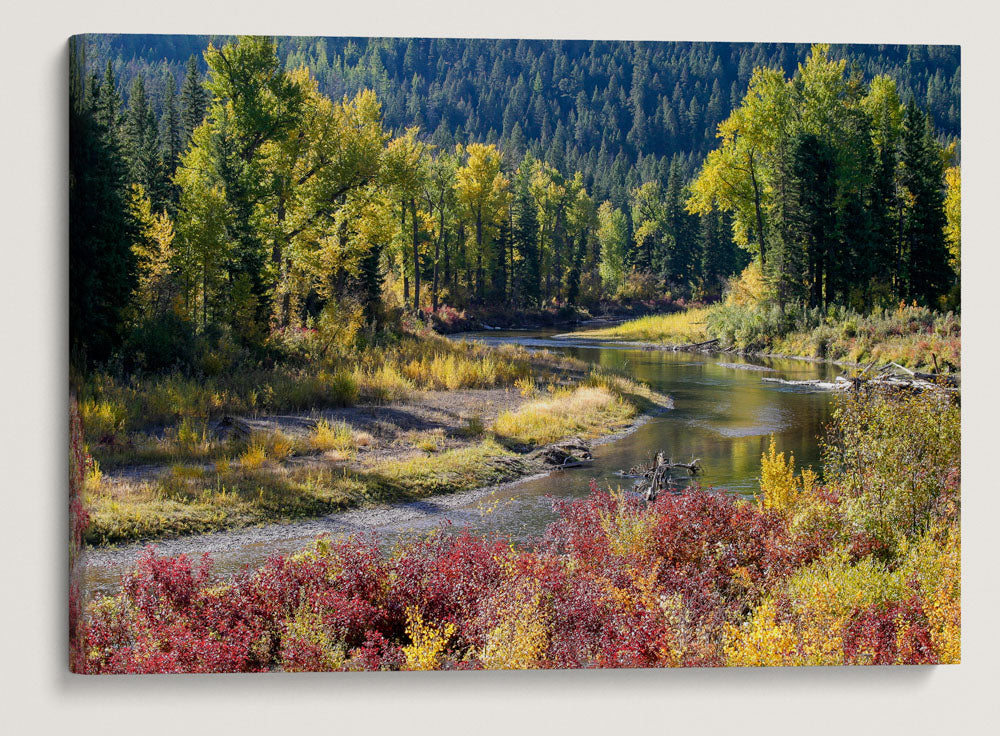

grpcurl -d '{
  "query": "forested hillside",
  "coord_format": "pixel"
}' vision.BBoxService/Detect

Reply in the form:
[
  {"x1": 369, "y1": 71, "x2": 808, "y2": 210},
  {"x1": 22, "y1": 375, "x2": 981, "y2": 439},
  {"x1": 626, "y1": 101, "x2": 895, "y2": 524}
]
[
  {"x1": 81, "y1": 35, "x2": 961, "y2": 203},
  {"x1": 69, "y1": 35, "x2": 960, "y2": 370}
]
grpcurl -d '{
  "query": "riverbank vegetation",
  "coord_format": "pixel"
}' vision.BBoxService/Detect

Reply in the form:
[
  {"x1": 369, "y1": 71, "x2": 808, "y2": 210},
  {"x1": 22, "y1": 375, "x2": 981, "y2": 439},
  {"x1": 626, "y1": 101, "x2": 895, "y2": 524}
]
[
  {"x1": 575, "y1": 40, "x2": 962, "y2": 370},
  {"x1": 73, "y1": 383, "x2": 959, "y2": 672},
  {"x1": 80, "y1": 366, "x2": 666, "y2": 545},
  {"x1": 577, "y1": 297, "x2": 960, "y2": 371}
]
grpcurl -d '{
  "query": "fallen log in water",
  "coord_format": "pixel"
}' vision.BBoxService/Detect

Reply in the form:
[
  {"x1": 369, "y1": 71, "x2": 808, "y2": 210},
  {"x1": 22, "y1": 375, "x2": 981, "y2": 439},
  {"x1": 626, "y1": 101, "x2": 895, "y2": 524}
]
[
  {"x1": 672, "y1": 338, "x2": 720, "y2": 352},
  {"x1": 626, "y1": 451, "x2": 702, "y2": 502},
  {"x1": 762, "y1": 363, "x2": 959, "y2": 393},
  {"x1": 762, "y1": 377, "x2": 845, "y2": 390}
]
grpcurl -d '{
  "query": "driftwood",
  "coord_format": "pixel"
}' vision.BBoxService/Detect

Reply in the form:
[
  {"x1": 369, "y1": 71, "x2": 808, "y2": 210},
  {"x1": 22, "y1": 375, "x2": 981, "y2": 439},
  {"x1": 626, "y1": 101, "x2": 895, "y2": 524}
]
[
  {"x1": 540, "y1": 438, "x2": 593, "y2": 469},
  {"x1": 627, "y1": 451, "x2": 701, "y2": 502},
  {"x1": 717, "y1": 362, "x2": 776, "y2": 373},
  {"x1": 672, "y1": 338, "x2": 720, "y2": 352},
  {"x1": 762, "y1": 377, "x2": 845, "y2": 390},
  {"x1": 762, "y1": 362, "x2": 959, "y2": 393}
]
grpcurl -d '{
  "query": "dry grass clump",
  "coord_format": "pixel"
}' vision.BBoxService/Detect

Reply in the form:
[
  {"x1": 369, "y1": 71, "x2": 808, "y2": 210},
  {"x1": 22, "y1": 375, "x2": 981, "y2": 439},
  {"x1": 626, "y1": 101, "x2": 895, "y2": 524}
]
[
  {"x1": 239, "y1": 443, "x2": 267, "y2": 469},
  {"x1": 413, "y1": 429, "x2": 446, "y2": 453},
  {"x1": 353, "y1": 364, "x2": 413, "y2": 404},
  {"x1": 575, "y1": 308, "x2": 710, "y2": 344},
  {"x1": 493, "y1": 386, "x2": 635, "y2": 446},
  {"x1": 310, "y1": 420, "x2": 357, "y2": 453}
]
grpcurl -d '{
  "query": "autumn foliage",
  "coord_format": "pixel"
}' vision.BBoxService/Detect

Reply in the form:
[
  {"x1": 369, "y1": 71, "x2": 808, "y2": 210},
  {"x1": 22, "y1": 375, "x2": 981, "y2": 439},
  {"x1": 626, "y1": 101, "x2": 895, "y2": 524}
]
[{"x1": 74, "y1": 386, "x2": 959, "y2": 672}]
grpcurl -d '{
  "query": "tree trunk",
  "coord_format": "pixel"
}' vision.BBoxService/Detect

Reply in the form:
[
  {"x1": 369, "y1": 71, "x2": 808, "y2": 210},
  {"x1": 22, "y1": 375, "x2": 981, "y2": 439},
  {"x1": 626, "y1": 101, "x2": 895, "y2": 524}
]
[
  {"x1": 476, "y1": 206, "x2": 483, "y2": 300},
  {"x1": 433, "y1": 193, "x2": 443, "y2": 311},
  {"x1": 411, "y1": 198, "x2": 420, "y2": 311},
  {"x1": 748, "y1": 151, "x2": 767, "y2": 266},
  {"x1": 401, "y1": 197, "x2": 409, "y2": 306}
]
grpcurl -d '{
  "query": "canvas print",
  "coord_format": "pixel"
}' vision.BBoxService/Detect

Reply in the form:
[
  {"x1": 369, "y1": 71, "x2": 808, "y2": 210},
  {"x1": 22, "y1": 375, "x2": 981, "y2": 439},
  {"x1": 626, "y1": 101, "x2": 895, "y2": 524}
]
[{"x1": 68, "y1": 35, "x2": 960, "y2": 673}]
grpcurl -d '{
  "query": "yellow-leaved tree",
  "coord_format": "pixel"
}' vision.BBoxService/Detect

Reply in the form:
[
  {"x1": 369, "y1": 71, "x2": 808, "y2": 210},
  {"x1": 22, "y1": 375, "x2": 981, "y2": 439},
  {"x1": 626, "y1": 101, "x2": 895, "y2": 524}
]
[{"x1": 456, "y1": 143, "x2": 509, "y2": 300}]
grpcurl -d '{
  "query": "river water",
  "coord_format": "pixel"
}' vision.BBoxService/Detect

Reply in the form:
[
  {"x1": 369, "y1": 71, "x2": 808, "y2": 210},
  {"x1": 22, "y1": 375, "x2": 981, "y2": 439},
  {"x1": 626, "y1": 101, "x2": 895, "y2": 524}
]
[{"x1": 80, "y1": 329, "x2": 841, "y2": 600}]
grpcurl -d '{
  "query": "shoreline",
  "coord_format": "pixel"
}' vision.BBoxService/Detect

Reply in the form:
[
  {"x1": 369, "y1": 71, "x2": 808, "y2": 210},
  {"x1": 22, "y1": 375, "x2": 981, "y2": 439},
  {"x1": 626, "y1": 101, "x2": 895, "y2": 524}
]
[
  {"x1": 550, "y1": 332, "x2": 864, "y2": 370},
  {"x1": 78, "y1": 399, "x2": 672, "y2": 590}
]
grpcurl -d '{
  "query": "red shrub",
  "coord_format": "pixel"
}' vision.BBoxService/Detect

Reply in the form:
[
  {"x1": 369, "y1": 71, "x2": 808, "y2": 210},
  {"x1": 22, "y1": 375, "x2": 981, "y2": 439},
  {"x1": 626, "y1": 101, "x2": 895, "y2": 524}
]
[
  {"x1": 843, "y1": 595, "x2": 937, "y2": 665},
  {"x1": 77, "y1": 481, "x2": 935, "y2": 672}
]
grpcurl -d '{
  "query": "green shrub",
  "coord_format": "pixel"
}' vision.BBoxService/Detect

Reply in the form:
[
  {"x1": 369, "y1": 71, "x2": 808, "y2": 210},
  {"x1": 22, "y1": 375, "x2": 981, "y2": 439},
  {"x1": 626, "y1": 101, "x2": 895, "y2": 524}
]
[{"x1": 822, "y1": 385, "x2": 960, "y2": 547}]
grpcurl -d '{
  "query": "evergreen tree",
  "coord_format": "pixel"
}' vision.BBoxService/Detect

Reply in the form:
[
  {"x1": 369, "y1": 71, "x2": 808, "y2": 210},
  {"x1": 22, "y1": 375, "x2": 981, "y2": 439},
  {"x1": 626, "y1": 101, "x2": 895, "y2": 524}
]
[
  {"x1": 663, "y1": 157, "x2": 699, "y2": 291},
  {"x1": 70, "y1": 46, "x2": 139, "y2": 365},
  {"x1": 160, "y1": 72, "x2": 183, "y2": 170},
  {"x1": 123, "y1": 76, "x2": 167, "y2": 209},
  {"x1": 788, "y1": 132, "x2": 838, "y2": 309},
  {"x1": 511, "y1": 165, "x2": 541, "y2": 306},
  {"x1": 94, "y1": 60, "x2": 122, "y2": 143},
  {"x1": 900, "y1": 100, "x2": 951, "y2": 306},
  {"x1": 180, "y1": 54, "x2": 208, "y2": 142}
]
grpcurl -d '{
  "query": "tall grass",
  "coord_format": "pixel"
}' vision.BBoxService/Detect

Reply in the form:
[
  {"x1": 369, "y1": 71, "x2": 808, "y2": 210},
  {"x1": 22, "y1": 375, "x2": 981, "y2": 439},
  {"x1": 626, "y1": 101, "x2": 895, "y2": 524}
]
[
  {"x1": 493, "y1": 386, "x2": 636, "y2": 446},
  {"x1": 79, "y1": 333, "x2": 561, "y2": 447},
  {"x1": 706, "y1": 302, "x2": 960, "y2": 369},
  {"x1": 575, "y1": 308, "x2": 710, "y2": 344}
]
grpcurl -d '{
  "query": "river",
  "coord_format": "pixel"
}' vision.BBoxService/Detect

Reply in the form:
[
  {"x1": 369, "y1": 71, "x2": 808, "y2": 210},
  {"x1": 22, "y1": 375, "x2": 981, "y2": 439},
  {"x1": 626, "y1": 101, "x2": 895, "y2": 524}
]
[{"x1": 79, "y1": 328, "x2": 841, "y2": 601}]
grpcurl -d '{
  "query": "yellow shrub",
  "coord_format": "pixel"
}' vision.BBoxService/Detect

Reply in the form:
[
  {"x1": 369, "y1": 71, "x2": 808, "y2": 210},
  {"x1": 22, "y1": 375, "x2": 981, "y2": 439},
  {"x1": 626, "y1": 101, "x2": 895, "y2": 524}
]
[
  {"x1": 280, "y1": 605, "x2": 346, "y2": 672},
  {"x1": 402, "y1": 607, "x2": 456, "y2": 671},
  {"x1": 897, "y1": 520, "x2": 961, "y2": 664},
  {"x1": 725, "y1": 261, "x2": 774, "y2": 308},
  {"x1": 80, "y1": 397, "x2": 128, "y2": 441},
  {"x1": 480, "y1": 589, "x2": 550, "y2": 669},
  {"x1": 268, "y1": 431, "x2": 295, "y2": 460},
  {"x1": 758, "y1": 436, "x2": 799, "y2": 512},
  {"x1": 84, "y1": 456, "x2": 103, "y2": 493},
  {"x1": 724, "y1": 598, "x2": 801, "y2": 667},
  {"x1": 176, "y1": 417, "x2": 208, "y2": 452},
  {"x1": 239, "y1": 443, "x2": 266, "y2": 469},
  {"x1": 355, "y1": 364, "x2": 412, "y2": 403},
  {"x1": 599, "y1": 493, "x2": 658, "y2": 559},
  {"x1": 515, "y1": 375, "x2": 536, "y2": 397}
]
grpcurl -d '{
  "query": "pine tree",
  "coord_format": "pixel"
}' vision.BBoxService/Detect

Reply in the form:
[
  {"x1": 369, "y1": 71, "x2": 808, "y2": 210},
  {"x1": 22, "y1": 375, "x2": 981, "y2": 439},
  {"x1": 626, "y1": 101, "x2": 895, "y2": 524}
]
[
  {"x1": 511, "y1": 164, "x2": 540, "y2": 306},
  {"x1": 900, "y1": 100, "x2": 951, "y2": 306},
  {"x1": 70, "y1": 47, "x2": 138, "y2": 366},
  {"x1": 788, "y1": 132, "x2": 838, "y2": 309},
  {"x1": 663, "y1": 157, "x2": 698, "y2": 291},
  {"x1": 123, "y1": 76, "x2": 168, "y2": 210},
  {"x1": 94, "y1": 61, "x2": 122, "y2": 143},
  {"x1": 180, "y1": 54, "x2": 208, "y2": 142},
  {"x1": 160, "y1": 71, "x2": 183, "y2": 170}
]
